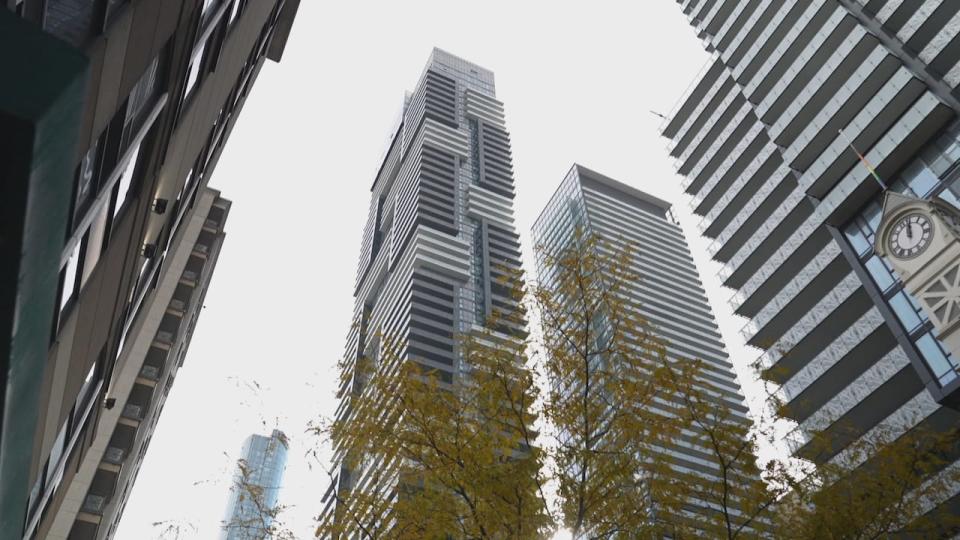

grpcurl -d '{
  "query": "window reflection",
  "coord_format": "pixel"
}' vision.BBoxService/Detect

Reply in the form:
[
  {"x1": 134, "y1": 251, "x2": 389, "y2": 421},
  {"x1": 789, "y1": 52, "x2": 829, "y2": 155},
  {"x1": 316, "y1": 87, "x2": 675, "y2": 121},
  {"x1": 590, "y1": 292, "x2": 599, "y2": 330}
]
[
  {"x1": 113, "y1": 144, "x2": 141, "y2": 219},
  {"x1": 60, "y1": 242, "x2": 82, "y2": 311}
]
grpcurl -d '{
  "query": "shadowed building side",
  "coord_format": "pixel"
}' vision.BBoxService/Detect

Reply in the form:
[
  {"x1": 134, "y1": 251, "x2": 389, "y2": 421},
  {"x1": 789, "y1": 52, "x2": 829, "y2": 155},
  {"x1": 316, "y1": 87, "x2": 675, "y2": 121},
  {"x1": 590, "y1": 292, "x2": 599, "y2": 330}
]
[{"x1": 2, "y1": 1, "x2": 300, "y2": 538}]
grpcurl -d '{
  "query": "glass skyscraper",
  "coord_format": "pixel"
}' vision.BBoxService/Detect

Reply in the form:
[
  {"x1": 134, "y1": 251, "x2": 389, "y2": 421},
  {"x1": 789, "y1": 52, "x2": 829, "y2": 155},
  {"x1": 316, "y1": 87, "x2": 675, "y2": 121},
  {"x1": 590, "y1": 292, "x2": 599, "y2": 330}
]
[
  {"x1": 221, "y1": 429, "x2": 288, "y2": 540},
  {"x1": 666, "y1": 0, "x2": 960, "y2": 525},
  {"x1": 532, "y1": 164, "x2": 757, "y2": 532}
]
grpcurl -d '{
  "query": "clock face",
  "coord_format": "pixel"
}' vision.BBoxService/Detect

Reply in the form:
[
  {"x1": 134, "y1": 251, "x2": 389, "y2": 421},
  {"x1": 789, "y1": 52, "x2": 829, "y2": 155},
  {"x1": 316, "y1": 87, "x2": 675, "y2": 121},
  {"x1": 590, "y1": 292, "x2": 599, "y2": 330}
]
[{"x1": 888, "y1": 213, "x2": 934, "y2": 260}]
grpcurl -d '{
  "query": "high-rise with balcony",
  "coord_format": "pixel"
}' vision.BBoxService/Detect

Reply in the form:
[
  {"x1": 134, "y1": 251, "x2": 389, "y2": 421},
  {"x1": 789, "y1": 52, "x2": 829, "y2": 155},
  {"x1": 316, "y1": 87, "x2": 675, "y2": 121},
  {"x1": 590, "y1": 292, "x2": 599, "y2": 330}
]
[
  {"x1": 666, "y1": 0, "x2": 960, "y2": 526},
  {"x1": 221, "y1": 429, "x2": 289, "y2": 540},
  {"x1": 0, "y1": 1, "x2": 299, "y2": 538},
  {"x1": 532, "y1": 164, "x2": 756, "y2": 532},
  {"x1": 319, "y1": 48, "x2": 526, "y2": 534}
]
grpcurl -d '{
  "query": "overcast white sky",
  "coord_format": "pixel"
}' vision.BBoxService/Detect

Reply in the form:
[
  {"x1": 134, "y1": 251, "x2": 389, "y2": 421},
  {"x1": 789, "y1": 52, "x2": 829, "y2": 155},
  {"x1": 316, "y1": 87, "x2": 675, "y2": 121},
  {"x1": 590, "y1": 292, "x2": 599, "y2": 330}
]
[{"x1": 115, "y1": 2, "x2": 761, "y2": 538}]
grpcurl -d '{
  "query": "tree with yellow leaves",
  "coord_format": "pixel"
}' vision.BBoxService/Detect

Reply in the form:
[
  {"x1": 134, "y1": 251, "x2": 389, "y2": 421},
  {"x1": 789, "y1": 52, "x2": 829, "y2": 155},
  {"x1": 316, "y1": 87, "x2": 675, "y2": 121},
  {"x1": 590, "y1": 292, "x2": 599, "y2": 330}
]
[
  {"x1": 315, "y1": 227, "x2": 960, "y2": 539},
  {"x1": 314, "y1": 288, "x2": 551, "y2": 539}
]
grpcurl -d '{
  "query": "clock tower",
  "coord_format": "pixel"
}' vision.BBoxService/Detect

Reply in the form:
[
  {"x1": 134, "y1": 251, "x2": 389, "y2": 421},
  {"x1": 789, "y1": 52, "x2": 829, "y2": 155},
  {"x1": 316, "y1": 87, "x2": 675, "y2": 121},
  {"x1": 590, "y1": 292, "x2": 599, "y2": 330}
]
[{"x1": 875, "y1": 191, "x2": 960, "y2": 406}]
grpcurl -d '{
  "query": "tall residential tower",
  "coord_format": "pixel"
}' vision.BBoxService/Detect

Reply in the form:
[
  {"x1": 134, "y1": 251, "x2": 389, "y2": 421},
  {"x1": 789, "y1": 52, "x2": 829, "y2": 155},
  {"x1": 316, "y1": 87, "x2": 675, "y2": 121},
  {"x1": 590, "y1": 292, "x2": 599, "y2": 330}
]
[
  {"x1": 532, "y1": 164, "x2": 755, "y2": 531},
  {"x1": 666, "y1": 0, "x2": 960, "y2": 525},
  {"x1": 320, "y1": 48, "x2": 526, "y2": 533}
]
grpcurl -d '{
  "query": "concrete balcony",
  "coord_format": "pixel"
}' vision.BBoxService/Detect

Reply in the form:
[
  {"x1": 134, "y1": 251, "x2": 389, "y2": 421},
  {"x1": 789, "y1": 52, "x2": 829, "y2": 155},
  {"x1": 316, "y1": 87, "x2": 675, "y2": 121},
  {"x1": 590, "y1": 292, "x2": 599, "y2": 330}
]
[
  {"x1": 120, "y1": 382, "x2": 154, "y2": 428},
  {"x1": 708, "y1": 165, "x2": 796, "y2": 261},
  {"x1": 694, "y1": 0, "x2": 734, "y2": 34},
  {"x1": 677, "y1": 92, "x2": 748, "y2": 183},
  {"x1": 667, "y1": 63, "x2": 731, "y2": 156},
  {"x1": 720, "y1": 0, "x2": 775, "y2": 69},
  {"x1": 202, "y1": 218, "x2": 220, "y2": 234},
  {"x1": 717, "y1": 188, "x2": 813, "y2": 289},
  {"x1": 180, "y1": 268, "x2": 200, "y2": 287},
  {"x1": 710, "y1": 0, "x2": 755, "y2": 49},
  {"x1": 733, "y1": 0, "x2": 825, "y2": 86},
  {"x1": 192, "y1": 242, "x2": 211, "y2": 259},
  {"x1": 773, "y1": 307, "x2": 886, "y2": 398},
  {"x1": 742, "y1": 1, "x2": 837, "y2": 101},
  {"x1": 783, "y1": 325, "x2": 900, "y2": 424},
  {"x1": 759, "y1": 276, "x2": 874, "y2": 385},
  {"x1": 103, "y1": 423, "x2": 137, "y2": 470},
  {"x1": 74, "y1": 466, "x2": 119, "y2": 529},
  {"x1": 741, "y1": 253, "x2": 850, "y2": 347},
  {"x1": 701, "y1": 148, "x2": 782, "y2": 238},
  {"x1": 69, "y1": 519, "x2": 99, "y2": 540},
  {"x1": 778, "y1": 47, "x2": 899, "y2": 169},
  {"x1": 754, "y1": 9, "x2": 856, "y2": 122},
  {"x1": 802, "y1": 74, "x2": 927, "y2": 199},
  {"x1": 688, "y1": 124, "x2": 768, "y2": 220}
]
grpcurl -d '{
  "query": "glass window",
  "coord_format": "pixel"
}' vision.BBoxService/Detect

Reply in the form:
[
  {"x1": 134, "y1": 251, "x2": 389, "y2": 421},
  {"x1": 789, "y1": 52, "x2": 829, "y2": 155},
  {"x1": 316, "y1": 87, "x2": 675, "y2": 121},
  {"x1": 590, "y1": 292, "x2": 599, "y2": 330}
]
[
  {"x1": 73, "y1": 138, "x2": 101, "y2": 226},
  {"x1": 902, "y1": 160, "x2": 939, "y2": 198},
  {"x1": 60, "y1": 242, "x2": 82, "y2": 311},
  {"x1": 865, "y1": 255, "x2": 895, "y2": 293},
  {"x1": 916, "y1": 333, "x2": 959, "y2": 385},
  {"x1": 863, "y1": 201, "x2": 882, "y2": 234},
  {"x1": 229, "y1": 0, "x2": 244, "y2": 25},
  {"x1": 890, "y1": 291, "x2": 923, "y2": 334},
  {"x1": 113, "y1": 144, "x2": 141, "y2": 218},
  {"x1": 81, "y1": 203, "x2": 110, "y2": 288},
  {"x1": 45, "y1": 423, "x2": 67, "y2": 488},
  {"x1": 122, "y1": 56, "x2": 162, "y2": 150},
  {"x1": 201, "y1": 0, "x2": 218, "y2": 21},
  {"x1": 843, "y1": 222, "x2": 870, "y2": 257},
  {"x1": 183, "y1": 49, "x2": 204, "y2": 103},
  {"x1": 940, "y1": 186, "x2": 960, "y2": 210}
]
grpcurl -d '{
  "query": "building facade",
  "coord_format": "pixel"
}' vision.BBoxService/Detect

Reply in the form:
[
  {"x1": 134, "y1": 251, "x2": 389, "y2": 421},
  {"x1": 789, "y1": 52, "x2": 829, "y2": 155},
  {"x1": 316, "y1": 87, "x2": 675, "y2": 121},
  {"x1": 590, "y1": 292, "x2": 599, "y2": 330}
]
[
  {"x1": 67, "y1": 188, "x2": 231, "y2": 540},
  {"x1": 666, "y1": 0, "x2": 960, "y2": 526},
  {"x1": 1, "y1": 1, "x2": 299, "y2": 538},
  {"x1": 532, "y1": 164, "x2": 755, "y2": 531},
  {"x1": 221, "y1": 429, "x2": 288, "y2": 540},
  {"x1": 320, "y1": 48, "x2": 526, "y2": 533}
]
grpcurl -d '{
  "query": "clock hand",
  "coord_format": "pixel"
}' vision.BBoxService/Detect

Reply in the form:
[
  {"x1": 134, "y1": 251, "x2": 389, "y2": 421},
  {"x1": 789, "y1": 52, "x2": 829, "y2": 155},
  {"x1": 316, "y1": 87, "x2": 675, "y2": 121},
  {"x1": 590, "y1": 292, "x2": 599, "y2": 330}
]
[{"x1": 907, "y1": 224, "x2": 914, "y2": 240}]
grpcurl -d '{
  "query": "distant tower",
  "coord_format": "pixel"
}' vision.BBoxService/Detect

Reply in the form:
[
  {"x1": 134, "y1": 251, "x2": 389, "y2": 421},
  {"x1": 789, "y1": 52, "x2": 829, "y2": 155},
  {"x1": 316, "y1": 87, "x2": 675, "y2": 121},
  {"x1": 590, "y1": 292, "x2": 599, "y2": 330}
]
[{"x1": 221, "y1": 430, "x2": 288, "y2": 540}]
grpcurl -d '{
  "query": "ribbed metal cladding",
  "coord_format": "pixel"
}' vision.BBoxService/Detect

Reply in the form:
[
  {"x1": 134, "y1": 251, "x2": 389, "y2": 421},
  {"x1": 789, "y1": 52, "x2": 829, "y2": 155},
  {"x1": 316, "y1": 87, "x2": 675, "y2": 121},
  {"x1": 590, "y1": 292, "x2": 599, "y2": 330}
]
[
  {"x1": 668, "y1": 0, "x2": 960, "y2": 524},
  {"x1": 532, "y1": 165, "x2": 758, "y2": 531},
  {"x1": 320, "y1": 49, "x2": 527, "y2": 533}
]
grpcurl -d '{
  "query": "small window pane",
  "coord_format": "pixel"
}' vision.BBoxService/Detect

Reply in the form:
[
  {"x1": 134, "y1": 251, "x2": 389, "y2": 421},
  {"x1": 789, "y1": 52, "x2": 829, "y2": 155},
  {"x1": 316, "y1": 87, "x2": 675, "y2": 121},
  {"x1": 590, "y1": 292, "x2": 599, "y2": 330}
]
[
  {"x1": 74, "y1": 139, "x2": 101, "y2": 224},
  {"x1": 229, "y1": 0, "x2": 242, "y2": 24},
  {"x1": 939, "y1": 187, "x2": 960, "y2": 210},
  {"x1": 902, "y1": 160, "x2": 940, "y2": 197},
  {"x1": 890, "y1": 292, "x2": 923, "y2": 334},
  {"x1": 183, "y1": 43, "x2": 206, "y2": 101},
  {"x1": 863, "y1": 202, "x2": 882, "y2": 234},
  {"x1": 916, "y1": 333, "x2": 959, "y2": 385},
  {"x1": 60, "y1": 242, "x2": 82, "y2": 311},
  {"x1": 865, "y1": 255, "x2": 895, "y2": 293},
  {"x1": 81, "y1": 204, "x2": 109, "y2": 288},
  {"x1": 113, "y1": 144, "x2": 141, "y2": 218},
  {"x1": 844, "y1": 223, "x2": 871, "y2": 257}
]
